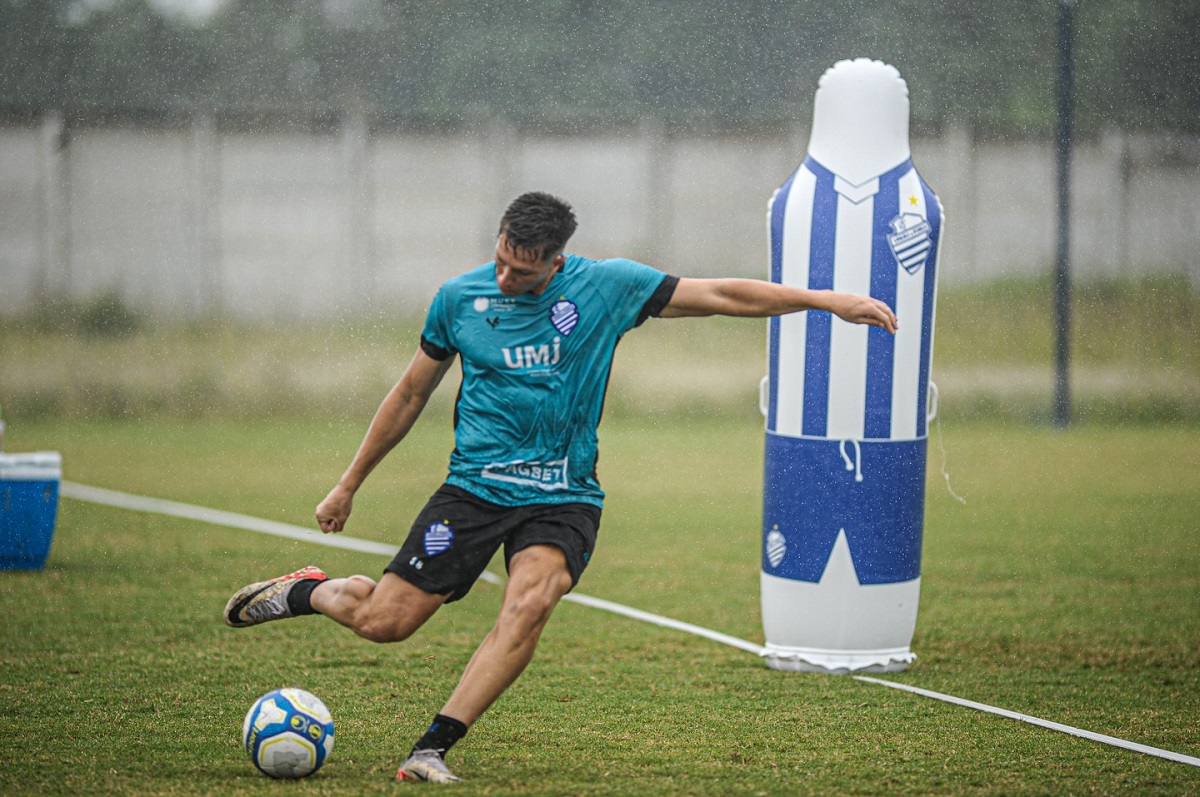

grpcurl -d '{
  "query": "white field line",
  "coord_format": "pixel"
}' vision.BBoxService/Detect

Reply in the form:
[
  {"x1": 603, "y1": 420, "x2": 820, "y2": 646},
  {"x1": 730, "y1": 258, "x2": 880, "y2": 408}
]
[
  {"x1": 60, "y1": 482, "x2": 501, "y2": 585},
  {"x1": 853, "y1": 676, "x2": 1200, "y2": 767},
  {"x1": 61, "y1": 480, "x2": 1199, "y2": 768},
  {"x1": 559, "y1": 592, "x2": 766, "y2": 655}
]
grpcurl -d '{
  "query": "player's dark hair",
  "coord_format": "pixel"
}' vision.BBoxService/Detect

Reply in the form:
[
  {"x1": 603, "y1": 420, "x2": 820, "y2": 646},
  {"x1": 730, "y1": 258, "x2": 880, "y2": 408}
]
[{"x1": 498, "y1": 192, "x2": 578, "y2": 262}]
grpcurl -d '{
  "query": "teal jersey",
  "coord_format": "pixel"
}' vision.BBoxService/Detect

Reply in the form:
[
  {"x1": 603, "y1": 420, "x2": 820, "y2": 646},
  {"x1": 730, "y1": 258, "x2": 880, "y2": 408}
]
[{"x1": 421, "y1": 254, "x2": 673, "y2": 507}]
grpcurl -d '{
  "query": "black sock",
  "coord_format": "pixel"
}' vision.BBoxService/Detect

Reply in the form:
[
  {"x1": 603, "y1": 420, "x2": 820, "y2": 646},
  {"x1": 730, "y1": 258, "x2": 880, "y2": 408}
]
[
  {"x1": 286, "y1": 578, "x2": 323, "y2": 616},
  {"x1": 411, "y1": 714, "x2": 469, "y2": 757}
]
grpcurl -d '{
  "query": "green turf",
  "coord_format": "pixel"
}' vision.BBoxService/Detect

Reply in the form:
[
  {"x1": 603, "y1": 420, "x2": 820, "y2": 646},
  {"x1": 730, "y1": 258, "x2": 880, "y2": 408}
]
[{"x1": 1, "y1": 416, "x2": 1197, "y2": 795}]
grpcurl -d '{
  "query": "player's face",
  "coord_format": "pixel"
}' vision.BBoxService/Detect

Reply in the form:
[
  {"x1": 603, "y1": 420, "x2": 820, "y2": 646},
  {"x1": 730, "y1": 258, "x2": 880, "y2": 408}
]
[{"x1": 494, "y1": 234, "x2": 563, "y2": 297}]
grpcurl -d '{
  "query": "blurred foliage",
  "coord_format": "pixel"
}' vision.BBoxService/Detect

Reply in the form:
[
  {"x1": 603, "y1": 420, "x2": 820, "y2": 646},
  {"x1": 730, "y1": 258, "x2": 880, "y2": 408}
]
[
  {"x1": 0, "y1": 0, "x2": 1197, "y2": 134},
  {"x1": 74, "y1": 291, "x2": 145, "y2": 337},
  {"x1": 26, "y1": 292, "x2": 144, "y2": 338}
]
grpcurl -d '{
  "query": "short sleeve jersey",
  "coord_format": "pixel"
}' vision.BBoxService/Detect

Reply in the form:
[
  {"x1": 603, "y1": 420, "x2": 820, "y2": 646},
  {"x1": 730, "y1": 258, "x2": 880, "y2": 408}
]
[{"x1": 421, "y1": 254, "x2": 674, "y2": 507}]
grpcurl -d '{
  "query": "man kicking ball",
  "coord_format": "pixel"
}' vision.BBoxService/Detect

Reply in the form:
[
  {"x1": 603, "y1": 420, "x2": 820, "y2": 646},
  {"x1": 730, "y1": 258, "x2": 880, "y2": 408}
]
[{"x1": 224, "y1": 191, "x2": 897, "y2": 783}]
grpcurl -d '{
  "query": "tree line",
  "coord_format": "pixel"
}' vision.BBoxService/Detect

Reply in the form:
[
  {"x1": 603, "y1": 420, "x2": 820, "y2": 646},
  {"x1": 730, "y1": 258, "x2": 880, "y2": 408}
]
[{"x1": 1, "y1": 0, "x2": 1196, "y2": 135}]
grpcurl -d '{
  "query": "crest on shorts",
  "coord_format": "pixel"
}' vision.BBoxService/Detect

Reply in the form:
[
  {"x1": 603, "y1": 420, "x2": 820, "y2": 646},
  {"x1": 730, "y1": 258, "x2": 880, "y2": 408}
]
[
  {"x1": 423, "y1": 521, "x2": 454, "y2": 556},
  {"x1": 766, "y1": 527, "x2": 787, "y2": 569},
  {"x1": 549, "y1": 299, "x2": 579, "y2": 336}
]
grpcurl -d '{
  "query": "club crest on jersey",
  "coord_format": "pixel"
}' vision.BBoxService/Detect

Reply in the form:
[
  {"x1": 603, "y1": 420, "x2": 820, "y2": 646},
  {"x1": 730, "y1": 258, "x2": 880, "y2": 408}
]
[
  {"x1": 549, "y1": 299, "x2": 579, "y2": 336},
  {"x1": 423, "y1": 521, "x2": 454, "y2": 556},
  {"x1": 887, "y1": 213, "x2": 933, "y2": 275}
]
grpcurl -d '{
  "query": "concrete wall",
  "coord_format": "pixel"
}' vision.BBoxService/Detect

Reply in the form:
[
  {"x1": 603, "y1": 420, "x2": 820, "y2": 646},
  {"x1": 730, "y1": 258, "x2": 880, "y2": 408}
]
[{"x1": 1, "y1": 114, "x2": 1197, "y2": 320}]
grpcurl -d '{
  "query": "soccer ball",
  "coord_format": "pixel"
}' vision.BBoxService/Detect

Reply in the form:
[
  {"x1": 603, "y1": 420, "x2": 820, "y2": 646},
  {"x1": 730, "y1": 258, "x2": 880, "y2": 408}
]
[{"x1": 242, "y1": 687, "x2": 335, "y2": 779}]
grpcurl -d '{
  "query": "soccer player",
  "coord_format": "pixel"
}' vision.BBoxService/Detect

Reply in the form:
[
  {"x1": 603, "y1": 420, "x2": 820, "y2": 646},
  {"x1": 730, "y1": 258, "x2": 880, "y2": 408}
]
[{"x1": 224, "y1": 191, "x2": 897, "y2": 783}]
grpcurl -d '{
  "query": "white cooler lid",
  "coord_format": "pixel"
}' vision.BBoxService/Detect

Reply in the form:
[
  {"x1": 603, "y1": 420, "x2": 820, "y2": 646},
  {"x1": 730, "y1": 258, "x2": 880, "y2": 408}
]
[{"x1": 0, "y1": 451, "x2": 63, "y2": 481}]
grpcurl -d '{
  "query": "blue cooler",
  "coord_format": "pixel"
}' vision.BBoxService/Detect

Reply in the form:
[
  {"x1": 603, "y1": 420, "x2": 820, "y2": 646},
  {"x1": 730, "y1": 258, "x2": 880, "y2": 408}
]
[{"x1": 0, "y1": 452, "x2": 63, "y2": 570}]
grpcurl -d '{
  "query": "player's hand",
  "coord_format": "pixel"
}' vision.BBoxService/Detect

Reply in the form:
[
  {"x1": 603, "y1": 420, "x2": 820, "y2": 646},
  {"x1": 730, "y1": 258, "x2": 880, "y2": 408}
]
[
  {"x1": 829, "y1": 293, "x2": 899, "y2": 334},
  {"x1": 315, "y1": 486, "x2": 353, "y2": 534}
]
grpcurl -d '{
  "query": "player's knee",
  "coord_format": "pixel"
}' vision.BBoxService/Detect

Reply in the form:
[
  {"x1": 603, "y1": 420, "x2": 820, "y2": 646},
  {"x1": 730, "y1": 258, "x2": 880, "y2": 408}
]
[
  {"x1": 354, "y1": 613, "x2": 415, "y2": 644},
  {"x1": 324, "y1": 574, "x2": 376, "y2": 607},
  {"x1": 503, "y1": 581, "x2": 567, "y2": 634},
  {"x1": 351, "y1": 597, "x2": 421, "y2": 644},
  {"x1": 353, "y1": 600, "x2": 436, "y2": 643}
]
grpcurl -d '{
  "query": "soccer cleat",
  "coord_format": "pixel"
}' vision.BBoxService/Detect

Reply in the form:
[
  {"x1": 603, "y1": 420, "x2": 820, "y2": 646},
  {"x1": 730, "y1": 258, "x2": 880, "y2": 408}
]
[
  {"x1": 223, "y1": 565, "x2": 327, "y2": 628},
  {"x1": 396, "y1": 749, "x2": 462, "y2": 784}
]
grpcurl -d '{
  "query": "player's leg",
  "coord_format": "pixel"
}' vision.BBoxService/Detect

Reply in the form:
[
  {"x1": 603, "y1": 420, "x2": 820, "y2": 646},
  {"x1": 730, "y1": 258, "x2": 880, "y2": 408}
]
[
  {"x1": 225, "y1": 485, "x2": 492, "y2": 636},
  {"x1": 310, "y1": 571, "x2": 446, "y2": 643},
  {"x1": 223, "y1": 565, "x2": 330, "y2": 628},
  {"x1": 223, "y1": 565, "x2": 447, "y2": 636},
  {"x1": 442, "y1": 543, "x2": 573, "y2": 723},
  {"x1": 399, "y1": 501, "x2": 599, "y2": 783},
  {"x1": 398, "y1": 544, "x2": 573, "y2": 784}
]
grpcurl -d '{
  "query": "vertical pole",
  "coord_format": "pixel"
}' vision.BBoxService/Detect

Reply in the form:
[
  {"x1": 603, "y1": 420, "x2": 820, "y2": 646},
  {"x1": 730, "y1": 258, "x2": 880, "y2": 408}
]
[
  {"x1": 341, "y1": 110, "x2": 374, "y2": 311},
  {"x1": 487, "y1": 119, "x2": 519, "y2": 253},
  {"x1": 189, "y1": 111, "x2": 221, "y2": 317},
  {"x1": 38, "y1": 111, "x2": 69, "y2": 300},
  {"x1": 640, "y1": 117, "x2": 669, "y2": 266},
  {"x1": 1053, "y1": 0, "x2": 1076, "y2": 427}
]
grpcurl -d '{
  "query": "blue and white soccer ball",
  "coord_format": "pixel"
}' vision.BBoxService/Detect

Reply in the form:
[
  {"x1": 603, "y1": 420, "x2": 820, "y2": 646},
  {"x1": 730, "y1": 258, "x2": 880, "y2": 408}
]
[{"x1": 242, "y1": 687, "x2": 335, "y2": 779}]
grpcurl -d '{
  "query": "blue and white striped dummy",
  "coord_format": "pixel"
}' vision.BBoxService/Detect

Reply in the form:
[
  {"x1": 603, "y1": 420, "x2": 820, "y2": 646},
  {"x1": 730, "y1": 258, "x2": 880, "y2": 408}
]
[{"x1": 760, "y1": 59, "x2": 944, "y2": 673}]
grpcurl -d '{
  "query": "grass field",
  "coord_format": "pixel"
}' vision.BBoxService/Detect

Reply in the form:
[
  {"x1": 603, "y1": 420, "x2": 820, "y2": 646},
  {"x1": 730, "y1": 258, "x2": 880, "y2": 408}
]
[
  {"x1": 2, "y1": 414, "x2": 1198, "y2": 795},
  {"x1": 1, "y1": 275, "x2": 1197, "y2": 793}
]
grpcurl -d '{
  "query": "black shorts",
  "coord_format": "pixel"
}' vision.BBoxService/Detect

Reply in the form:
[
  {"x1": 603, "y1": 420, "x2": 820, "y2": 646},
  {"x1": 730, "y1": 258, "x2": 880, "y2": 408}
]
[{"x1": 385, "y1": 484, "x2": 602, "y2": 603}]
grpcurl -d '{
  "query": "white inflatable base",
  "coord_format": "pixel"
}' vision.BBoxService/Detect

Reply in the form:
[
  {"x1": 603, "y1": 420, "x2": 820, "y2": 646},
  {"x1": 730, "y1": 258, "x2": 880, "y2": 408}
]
[
  {"x1": 761, "y1": 531, "x2": 921, "y2": 670},
  {"x1": 762, "y1": 644, "x2": 916, "y2": 674}
]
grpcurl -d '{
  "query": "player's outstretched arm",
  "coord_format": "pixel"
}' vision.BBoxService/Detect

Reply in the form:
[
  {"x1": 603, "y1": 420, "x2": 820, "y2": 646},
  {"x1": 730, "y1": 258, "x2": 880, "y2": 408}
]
[
  {"x1": 660, "y1": 277, "x2": 898, "y2": 334},
  {"x1": 316, "y1": 348, "x2": 455, "y2": 533}
]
